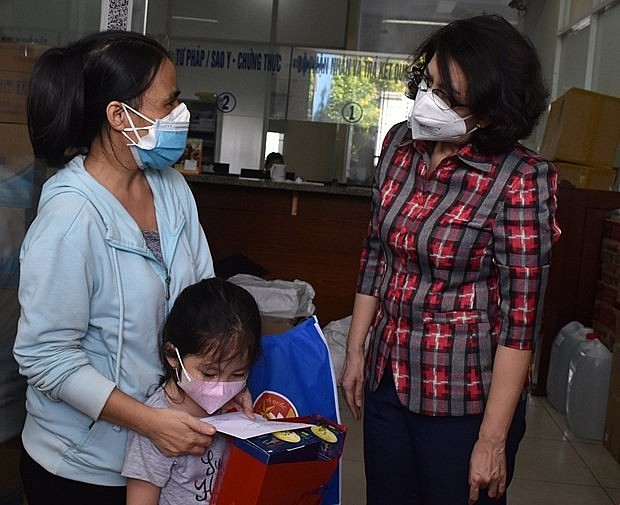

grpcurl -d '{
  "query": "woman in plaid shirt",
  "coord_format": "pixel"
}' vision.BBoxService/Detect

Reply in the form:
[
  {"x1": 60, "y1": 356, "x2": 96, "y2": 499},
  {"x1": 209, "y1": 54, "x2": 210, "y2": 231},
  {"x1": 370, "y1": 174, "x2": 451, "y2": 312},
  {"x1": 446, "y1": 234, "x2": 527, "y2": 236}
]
[{"x1": 340, "y1": 15, "x2": 561, "y2": 505}]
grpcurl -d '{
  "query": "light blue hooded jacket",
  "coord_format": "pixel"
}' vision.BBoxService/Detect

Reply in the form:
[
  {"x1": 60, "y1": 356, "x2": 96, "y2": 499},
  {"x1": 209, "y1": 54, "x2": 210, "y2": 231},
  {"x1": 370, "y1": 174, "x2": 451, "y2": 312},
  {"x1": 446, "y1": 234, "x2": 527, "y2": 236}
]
[{"x1": 13, "y1": 156, "x2": 214, "y2": 486}]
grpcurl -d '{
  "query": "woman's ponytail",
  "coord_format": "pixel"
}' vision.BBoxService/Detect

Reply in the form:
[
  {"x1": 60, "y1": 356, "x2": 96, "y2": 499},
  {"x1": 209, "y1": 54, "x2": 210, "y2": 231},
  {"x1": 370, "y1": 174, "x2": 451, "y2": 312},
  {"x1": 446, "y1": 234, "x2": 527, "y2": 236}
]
[{"x1": 27, "y1": 44, "x2": 86, "y2": 167}]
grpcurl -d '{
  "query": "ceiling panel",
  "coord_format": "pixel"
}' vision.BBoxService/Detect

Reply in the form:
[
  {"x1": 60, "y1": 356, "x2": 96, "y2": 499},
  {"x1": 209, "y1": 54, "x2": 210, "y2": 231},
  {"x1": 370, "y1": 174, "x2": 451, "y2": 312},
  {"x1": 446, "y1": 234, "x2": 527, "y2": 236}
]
[{"x1": 358, "y1": 0, "x2": 523, "y2": 53}]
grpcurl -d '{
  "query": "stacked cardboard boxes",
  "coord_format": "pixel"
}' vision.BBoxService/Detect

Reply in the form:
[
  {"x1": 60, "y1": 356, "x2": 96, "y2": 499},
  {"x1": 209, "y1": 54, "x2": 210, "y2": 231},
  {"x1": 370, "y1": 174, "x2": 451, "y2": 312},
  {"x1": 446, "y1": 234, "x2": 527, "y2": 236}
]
[
  {"x1": 604, "y1": 342, "x2": 620, "y2": 463},
  {"x1": 0, "y1": 42, "x2": 48, "y2": 202},
  {"x1": 0, "y1": 41, "x2": 47, "y2": 503},
  {"x1": 540, "y1": 87, "x2": 620, "y2": 190},
  {"x1": 592, "y1": 217, "x2": 620, "y2": 351},
  {"x1": 594, "y1": 217, "x2": 620, "y2": 463}
]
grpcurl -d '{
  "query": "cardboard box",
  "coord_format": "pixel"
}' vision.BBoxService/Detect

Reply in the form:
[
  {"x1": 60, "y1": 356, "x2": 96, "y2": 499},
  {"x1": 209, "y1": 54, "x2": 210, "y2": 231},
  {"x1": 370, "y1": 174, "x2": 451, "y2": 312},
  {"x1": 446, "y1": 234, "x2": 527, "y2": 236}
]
[
  {"x1": 540, "y1": 88, "x2": 620, "y2": 169},
  {"x1": 0, "y1": 42, "x2": 47, "y2": 73},
  {"x1": 592, "y1": 321, "x2": 615, "y2": 352},
  {"x1": 592, "y1": 299, "x2": 618, "y2": 351},
  {"x1": 595, "y1": 281, "x2": 618, "y2": 307},
  {"x1": 0, "y1": 70, "x2": 29, "y2": 124},
  {"x1": 261, "y1": 315, "x2": 301, "y2": 336},
  {"x1": 604, "y1": 343, "x2": 620, "y2": 462},
  {"x1": 553, "y1": 161, "x2": 615, "y2": 191},
  {"x1": 601, "y1": 263, "x2": 620, "y2": 290},
  {"x1": 602, "y1": 238, "x2": 620, "y2": 262},
  {"x1": 0, "y1": 42, "x2": 48, "y2": 124},
  {"x1": 0, "y1": 123, "x2": 35, "y2": 207},
  {"x1": 604, "y1": 217, "x2": 620, "y2": 241},
  {"x1": 212, "y1": 415, "x2": 346, "y2": 505}
]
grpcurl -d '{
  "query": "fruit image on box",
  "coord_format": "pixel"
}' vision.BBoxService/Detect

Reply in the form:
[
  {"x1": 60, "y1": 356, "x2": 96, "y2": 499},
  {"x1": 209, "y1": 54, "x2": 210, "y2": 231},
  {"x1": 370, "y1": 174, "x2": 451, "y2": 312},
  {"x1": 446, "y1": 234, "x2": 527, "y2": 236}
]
[
  {"x1": 239, "y1": 417, "x2": 345, "y2": 464},
  {"x1": 212, "y1": 415, "x2": 346, "y2": 505}
]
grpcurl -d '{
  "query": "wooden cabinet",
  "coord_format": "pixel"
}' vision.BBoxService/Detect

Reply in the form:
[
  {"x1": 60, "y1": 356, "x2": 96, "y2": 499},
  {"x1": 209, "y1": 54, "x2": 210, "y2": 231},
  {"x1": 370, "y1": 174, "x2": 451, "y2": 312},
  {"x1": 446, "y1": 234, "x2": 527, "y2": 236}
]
[
  {"x1": 189, "y1": 179, "x2": 371, "y2": 326},
  {"x1": 532, "y1": 186, "x2": 620, "y2": 395}
]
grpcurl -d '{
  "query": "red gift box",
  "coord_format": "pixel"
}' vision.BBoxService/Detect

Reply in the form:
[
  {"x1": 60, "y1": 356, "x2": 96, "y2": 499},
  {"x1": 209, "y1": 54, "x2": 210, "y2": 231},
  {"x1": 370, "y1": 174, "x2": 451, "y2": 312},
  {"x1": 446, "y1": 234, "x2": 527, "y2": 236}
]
[{"x1": 212, "y1": 415, "x2": 346, "y2": 505}]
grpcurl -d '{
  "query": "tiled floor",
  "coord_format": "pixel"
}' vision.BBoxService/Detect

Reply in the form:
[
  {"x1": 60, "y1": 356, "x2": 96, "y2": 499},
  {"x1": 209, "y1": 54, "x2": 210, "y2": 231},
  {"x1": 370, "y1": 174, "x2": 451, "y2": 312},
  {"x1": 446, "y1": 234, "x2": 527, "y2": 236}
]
[{"x1": 338, "y1": 391, "x2": 620, "y2": 504}]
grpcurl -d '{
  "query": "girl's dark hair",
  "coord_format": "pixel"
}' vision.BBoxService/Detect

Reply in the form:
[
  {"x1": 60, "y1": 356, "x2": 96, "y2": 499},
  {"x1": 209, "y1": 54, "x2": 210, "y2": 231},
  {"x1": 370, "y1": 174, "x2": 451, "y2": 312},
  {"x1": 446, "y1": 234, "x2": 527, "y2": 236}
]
[
  {"x1": 27, "y1": 30, "x2": 170, "y2": 167},
  {"x1": 405, "y1": 14, "x2": 549, "y2": 153},
  {"x1": 160, "y1": 277, "x2": 262, "y2": 390}
]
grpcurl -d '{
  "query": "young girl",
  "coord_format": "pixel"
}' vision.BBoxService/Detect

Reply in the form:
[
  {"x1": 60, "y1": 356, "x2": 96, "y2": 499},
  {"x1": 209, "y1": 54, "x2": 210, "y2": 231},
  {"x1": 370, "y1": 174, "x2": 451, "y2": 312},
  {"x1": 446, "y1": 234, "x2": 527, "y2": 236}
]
[{"x1": 122, "y1": 278, "x2": 262, "y2": 505}]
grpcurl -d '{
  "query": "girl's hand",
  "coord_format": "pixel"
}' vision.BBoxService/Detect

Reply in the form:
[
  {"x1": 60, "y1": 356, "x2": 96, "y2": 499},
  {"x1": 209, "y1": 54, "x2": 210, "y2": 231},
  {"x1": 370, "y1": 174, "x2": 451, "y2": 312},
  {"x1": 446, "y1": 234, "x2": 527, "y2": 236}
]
[
  {"x1": 468, "y1": 436, "x2": 507, "y2": 504},
  {"x1": 339, "y1": 346, "x2": 365, "y2": 420},
  {"x1": 221, "y1": 387, "x2": 255, "y2": 420},
  {"x1": 143, "y1": 407, "x2": 216, "y2": 457}
]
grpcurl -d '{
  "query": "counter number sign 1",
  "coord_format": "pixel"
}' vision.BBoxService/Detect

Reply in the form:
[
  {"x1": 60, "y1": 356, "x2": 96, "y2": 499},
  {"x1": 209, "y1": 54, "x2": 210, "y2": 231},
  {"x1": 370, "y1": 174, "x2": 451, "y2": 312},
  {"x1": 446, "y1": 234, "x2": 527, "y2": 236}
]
[
  {"x1": 216, "y1": 92, "x2": 237, "y2": 113},
  {"x1": 342, "y1": 101, "x2": 363, "y2": 123}
]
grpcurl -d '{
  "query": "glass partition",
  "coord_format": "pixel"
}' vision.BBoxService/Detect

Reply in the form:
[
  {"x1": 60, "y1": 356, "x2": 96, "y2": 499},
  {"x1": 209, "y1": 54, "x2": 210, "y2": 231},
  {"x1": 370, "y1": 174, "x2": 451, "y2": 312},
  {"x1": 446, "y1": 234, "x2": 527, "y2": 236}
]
[
  {"x1": 275, "y1": 48, "x2": 409, "y2": 184},
  {"x1": 0, "y1": 0, "x2": 100, "y2": 44},
  {"x1": 169, "y1": 38, "x2": 409, "y2": 184}
]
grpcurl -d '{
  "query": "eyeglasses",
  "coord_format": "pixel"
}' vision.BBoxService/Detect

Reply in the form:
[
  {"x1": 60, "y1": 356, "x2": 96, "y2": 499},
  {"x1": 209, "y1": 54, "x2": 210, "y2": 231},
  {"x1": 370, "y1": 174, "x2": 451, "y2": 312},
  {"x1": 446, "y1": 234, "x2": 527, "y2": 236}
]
[{"x1": 417, "y1": 75, "x2": 467, "y2": 111}]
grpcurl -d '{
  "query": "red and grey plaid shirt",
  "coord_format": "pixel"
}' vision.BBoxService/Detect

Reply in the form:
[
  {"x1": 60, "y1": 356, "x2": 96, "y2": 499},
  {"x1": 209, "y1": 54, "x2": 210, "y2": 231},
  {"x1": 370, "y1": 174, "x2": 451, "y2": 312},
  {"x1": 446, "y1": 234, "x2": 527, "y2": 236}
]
[{"x1": 358, "y1": 122, "x2": 561, "y2": 416}]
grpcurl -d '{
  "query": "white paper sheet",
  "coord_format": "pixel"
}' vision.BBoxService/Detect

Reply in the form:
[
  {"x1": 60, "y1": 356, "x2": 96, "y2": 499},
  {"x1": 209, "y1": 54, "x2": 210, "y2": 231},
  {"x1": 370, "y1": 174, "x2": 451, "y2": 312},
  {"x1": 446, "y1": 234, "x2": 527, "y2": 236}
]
[{"x1": 202, "y1": 412, "x2": 312, "y2": 439}]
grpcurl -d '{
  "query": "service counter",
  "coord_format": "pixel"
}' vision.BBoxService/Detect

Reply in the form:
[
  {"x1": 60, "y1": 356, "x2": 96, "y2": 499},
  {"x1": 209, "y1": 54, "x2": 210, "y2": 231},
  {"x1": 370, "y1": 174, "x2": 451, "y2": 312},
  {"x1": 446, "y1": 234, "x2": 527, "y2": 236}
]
[
  {"x1": 188, "y1": 176, "x2": 620, "y2": 397},
  {"x1": 185, "y1": 174, "x2": 371, "y2": 325}
]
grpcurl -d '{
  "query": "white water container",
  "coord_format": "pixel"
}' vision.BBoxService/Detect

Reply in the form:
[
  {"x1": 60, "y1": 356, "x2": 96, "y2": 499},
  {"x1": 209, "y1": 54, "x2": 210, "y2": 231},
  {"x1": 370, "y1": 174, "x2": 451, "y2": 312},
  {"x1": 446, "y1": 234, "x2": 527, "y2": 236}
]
[
  {"x1": 546, "y1": 321, "x2": 593, "y2": 413},
  {"x1": 566, "y1": 335, "x2": 613, "y2": 440}
]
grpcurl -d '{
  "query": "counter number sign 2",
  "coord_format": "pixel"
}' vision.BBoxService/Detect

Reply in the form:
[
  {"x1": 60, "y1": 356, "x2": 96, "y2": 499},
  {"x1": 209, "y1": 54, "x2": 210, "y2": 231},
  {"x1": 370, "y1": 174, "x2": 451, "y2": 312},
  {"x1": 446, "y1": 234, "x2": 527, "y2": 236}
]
[{"x1": 216, "y1": 92, "x2": 237, "y2": 113}]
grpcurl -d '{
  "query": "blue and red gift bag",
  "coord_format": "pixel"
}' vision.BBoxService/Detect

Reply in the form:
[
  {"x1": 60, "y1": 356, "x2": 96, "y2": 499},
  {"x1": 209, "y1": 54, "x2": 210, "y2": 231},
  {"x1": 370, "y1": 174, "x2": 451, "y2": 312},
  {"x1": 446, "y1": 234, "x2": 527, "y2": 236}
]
[{"x1": 248, "y1": 316, "x2": 342, "y2": 505}]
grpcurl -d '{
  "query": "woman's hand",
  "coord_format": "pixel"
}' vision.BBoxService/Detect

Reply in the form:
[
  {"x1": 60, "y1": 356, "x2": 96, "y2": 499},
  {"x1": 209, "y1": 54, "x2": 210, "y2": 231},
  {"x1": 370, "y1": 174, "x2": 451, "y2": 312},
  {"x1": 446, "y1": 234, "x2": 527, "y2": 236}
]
[
  {"x1": 143, "y1": 407, "x2": 216, "y2": 457},
  {"x1": 339, "y1": 346, "x2": 366, "y2": 420},
  {"x1": 339, "y1": 294, "x2": 377, "y2": 421},
  {"x1": 468, "y1": 432, "x2": 507, "y2": 504},
  {"x1": 467, "y1": 346, "x2": 531, "y2": 503},
  {"x1": 221, "y1": 387, "x2": 256, "y2": 419}
]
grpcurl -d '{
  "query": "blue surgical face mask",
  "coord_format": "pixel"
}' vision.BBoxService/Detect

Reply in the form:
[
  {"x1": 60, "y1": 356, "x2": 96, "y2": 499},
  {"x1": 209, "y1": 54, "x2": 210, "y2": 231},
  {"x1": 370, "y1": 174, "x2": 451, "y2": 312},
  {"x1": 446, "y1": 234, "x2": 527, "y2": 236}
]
[{"x1": 121, "y1": 102, "x2": 190, "y2": 170}]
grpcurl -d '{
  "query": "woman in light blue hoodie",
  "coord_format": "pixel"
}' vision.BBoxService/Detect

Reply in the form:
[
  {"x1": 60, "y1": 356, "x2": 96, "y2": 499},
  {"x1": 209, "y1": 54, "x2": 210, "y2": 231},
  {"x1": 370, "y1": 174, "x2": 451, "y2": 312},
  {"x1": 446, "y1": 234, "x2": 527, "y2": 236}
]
[{"x1": 12, "y1": 31, "x2": 243, "y2": 505}]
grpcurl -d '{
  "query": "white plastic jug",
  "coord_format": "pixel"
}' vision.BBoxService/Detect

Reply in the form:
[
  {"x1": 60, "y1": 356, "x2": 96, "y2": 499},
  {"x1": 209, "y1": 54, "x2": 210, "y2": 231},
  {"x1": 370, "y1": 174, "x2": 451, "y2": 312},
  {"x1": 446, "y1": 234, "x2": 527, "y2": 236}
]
[
  {"x1": 566, "y1": 335, "x2": 612, "y2": 440},
  {"x1": 546, "y1": 321, "x2": 593, "y2": 413}
]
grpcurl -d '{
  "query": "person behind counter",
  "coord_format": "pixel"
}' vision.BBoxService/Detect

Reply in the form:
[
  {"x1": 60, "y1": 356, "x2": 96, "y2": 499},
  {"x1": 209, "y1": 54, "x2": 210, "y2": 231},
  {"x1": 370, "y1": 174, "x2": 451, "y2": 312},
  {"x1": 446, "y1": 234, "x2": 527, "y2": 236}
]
[
  {"x1": 264, "y1": 152, "x2": 284, "y2": 171},
  {"x1": 12, "y1": 30, "x2": 251, "y2": 505},
  {"x1": 340, "y1": 14, "x2": 561, "y2": 505}
]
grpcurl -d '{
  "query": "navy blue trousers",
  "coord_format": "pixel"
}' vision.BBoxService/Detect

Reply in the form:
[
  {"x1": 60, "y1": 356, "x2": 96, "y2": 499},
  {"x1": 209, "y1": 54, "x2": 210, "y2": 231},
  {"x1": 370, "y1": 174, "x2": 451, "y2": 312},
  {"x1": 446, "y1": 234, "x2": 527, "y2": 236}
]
[{"x1": 363, "y1": 371, "x2": 526, "y2": 505}]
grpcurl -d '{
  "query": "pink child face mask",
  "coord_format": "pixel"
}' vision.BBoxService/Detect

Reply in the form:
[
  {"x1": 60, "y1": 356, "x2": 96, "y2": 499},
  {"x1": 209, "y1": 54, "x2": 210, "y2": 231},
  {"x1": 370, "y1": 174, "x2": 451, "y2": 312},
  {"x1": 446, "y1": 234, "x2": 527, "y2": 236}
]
[{"x1": 175, "y1": 347, "x2": 246, "y2": 414}]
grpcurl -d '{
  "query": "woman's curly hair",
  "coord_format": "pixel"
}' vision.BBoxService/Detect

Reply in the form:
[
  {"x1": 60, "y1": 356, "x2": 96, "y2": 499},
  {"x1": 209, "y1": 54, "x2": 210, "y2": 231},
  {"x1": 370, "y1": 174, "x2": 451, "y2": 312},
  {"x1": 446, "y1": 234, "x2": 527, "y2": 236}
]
[{"x1": 404, "y1": 14, "x2": 549, "y2": 154}]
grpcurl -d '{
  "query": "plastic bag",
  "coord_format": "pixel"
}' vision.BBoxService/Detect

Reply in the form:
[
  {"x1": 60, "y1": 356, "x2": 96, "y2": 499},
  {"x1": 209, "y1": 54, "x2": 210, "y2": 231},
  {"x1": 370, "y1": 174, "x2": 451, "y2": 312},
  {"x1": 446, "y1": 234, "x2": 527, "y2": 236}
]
[{"x1": 228, "y1": 274, "x2": 315, "y2": 319}]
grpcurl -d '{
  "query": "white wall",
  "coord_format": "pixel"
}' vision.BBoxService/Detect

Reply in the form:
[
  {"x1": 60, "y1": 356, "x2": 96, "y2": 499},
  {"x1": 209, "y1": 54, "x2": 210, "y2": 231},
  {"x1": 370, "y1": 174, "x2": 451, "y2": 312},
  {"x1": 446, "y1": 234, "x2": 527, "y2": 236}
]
[{"x1": 522, "y1": 0, "x2": 561, "y2": 151}]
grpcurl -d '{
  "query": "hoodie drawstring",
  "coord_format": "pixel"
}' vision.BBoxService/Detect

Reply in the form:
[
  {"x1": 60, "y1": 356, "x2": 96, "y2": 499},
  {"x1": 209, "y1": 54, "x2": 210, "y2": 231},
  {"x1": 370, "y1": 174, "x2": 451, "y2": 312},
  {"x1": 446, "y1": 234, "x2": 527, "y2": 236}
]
[{"x1": 112, "y1": 248, "x2": 125, "y2": 387}]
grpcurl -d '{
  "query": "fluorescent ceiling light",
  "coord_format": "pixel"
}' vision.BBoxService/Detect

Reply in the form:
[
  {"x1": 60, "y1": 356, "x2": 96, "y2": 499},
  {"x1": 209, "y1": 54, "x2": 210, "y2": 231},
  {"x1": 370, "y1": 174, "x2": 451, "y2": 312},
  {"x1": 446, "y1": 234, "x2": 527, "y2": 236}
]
[
  {"x1": 171, "y1": 16, "x2": 219, "y2": 23},
  {"x1": 382, "y1": 19, "x2": 449, "y2": 26}
]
